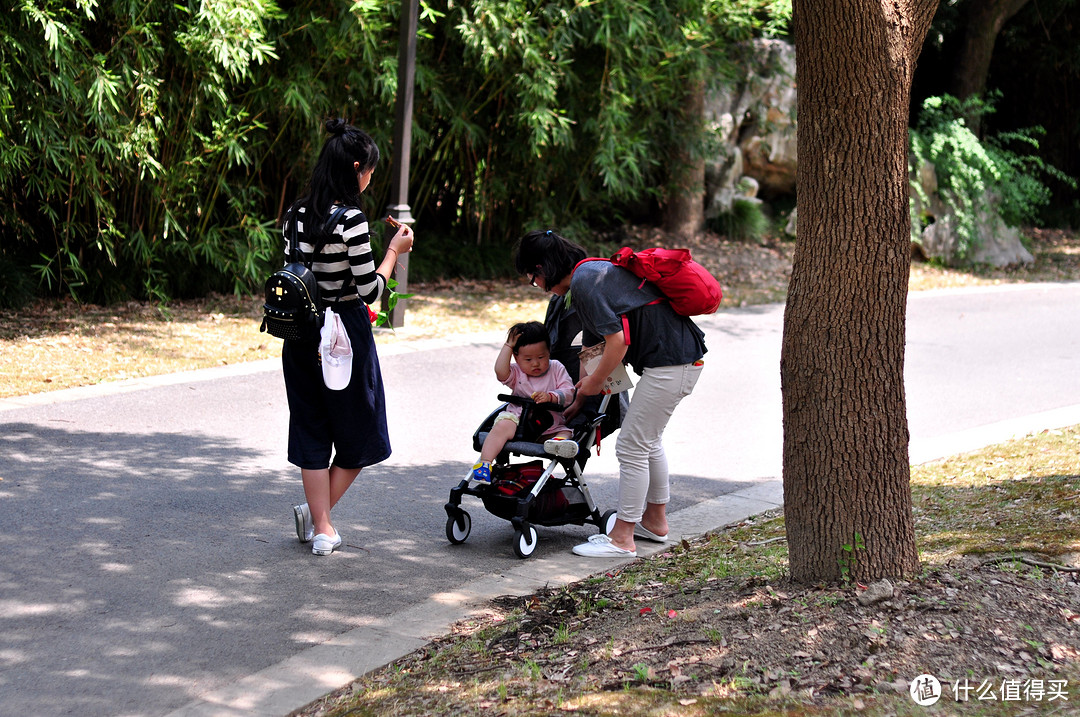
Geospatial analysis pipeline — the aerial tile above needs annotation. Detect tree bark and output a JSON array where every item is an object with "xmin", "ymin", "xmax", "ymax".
[
  {"xmin": 663, "ymin": 76, "xmax": 706, "ymax": 240},
  {"xmin": 782, "ymin": 0, "xmax": 937, "ymax": 583}
]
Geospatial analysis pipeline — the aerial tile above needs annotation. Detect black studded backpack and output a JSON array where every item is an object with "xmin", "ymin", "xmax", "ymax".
[{"xmin": 260, "ymin": 206, "xmax": 349, "ymax": 341}]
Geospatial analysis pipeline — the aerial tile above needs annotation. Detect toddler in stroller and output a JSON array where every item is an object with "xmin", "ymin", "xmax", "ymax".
[
  {"xmin": 445, "ymin": 322, "xmax": 618, "ymax": 558},
  {"xmin": 470, "ymin": 322, "xmax": 578, "ymax": 483}
]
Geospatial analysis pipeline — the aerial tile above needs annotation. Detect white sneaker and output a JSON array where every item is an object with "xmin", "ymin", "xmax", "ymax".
[
  {"xmin": 544, "ymin": 438, "xmax": 579, "ymax": 458},
  {"xmin": 293, "ymin": 503, "xmax": 314, "ymax": 543},
  {"xmin": 312, "ymin": 531, "xmax": 342, "ymax": 556}
]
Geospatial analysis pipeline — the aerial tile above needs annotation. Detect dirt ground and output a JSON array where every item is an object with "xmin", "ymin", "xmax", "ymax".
[
  {"xmin": 301, "ymin": 520, "xmax": 1080, "ymax": 716},
  {"xmin": 466, "ymin": 553, "xmax": 1079, "ymax": 702}
]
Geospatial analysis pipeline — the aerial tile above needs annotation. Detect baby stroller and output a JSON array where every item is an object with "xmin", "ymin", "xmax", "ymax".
[{"xmin": 444, "ymin": 393, "xmax": 617, "ymax": 558}]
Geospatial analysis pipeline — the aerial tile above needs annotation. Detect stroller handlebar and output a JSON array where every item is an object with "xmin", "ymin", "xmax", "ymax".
[{"xmin": 496, "ymin": 393, "xmax": 565, "ymax": 413}]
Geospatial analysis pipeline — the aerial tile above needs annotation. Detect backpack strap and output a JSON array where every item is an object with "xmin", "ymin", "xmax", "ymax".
[
  {"xmin": 316, "ymin": 205, "xmax": 354, "ymax": 308},
  {"xmin": 307, "ymin": 205, "xmax": 352, "ymax": 270},
  {"xmin": 570, "ymin": 256, "xmax": 642, "ymax": 347},
  {"xmin": 284, "ymin": 205, "xmax": 351, "ymax": 268},
  {"xmin": 571, "ymin": 256, "xmax": 607, "ymax": 276},
  {"xmin": 571, "ymin": 255, "xmax": 663, "ymax": 301},
  {"xmin": 284, "ymin": 208, "xmax": 301, "ymax": 264},
  {"xmin": 282, "ymin": 205, "xmax": 356, "ymax": 310}
]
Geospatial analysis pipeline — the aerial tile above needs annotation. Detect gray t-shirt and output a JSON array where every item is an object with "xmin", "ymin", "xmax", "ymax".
[{"xmin": 568, "ymin": 260, "xmax": 707, "ymax": 374}]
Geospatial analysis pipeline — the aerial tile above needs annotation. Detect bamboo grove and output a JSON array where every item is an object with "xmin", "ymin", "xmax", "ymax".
[{"xmin": 0, "ymin": 0, "xmax": 788, "ymax": 306}]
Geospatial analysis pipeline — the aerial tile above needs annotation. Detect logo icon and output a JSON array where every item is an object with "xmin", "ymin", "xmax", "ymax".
[{"xmin": 910, "ymin": 673, "xmax": 942, "ymax": 706}]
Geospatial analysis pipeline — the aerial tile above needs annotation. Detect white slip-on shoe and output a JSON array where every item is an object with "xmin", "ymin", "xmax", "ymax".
[
  {"xmin": 633, "ymin": 524, "xmax": 668, "ymax": 543},
  {"xmin": 571, "ymin": 533, "xmax": 636, "ymax": 558},
  {"xmin": 544, "ymin": 438, "xmax": 579, "ymax": 458},
  {"xmin": 312, "ymin": 531, "xmax": 342, "ymax": 556},
  {"xmin": 293, "ymin": 503, "xmax": 314, "ymax": 543}
]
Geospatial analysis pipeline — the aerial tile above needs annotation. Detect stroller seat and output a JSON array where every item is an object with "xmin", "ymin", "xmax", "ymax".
[{"xmin": 475, "ymin": 436, "xmax": 550, "ymax": 459}]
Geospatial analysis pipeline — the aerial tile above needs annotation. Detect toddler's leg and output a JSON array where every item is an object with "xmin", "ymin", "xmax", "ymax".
[
  {"xmin": 480, "ymin": 419, "xmax": 517, "ymax": 462},
  {"xmin": 473, "ymin": 418, "xmax": 517, "ymax": 483}
]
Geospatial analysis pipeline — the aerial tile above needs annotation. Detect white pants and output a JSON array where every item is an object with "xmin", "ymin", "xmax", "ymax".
[{"xmin": 614, "ymin": 362, "xmax": 703, "ymax": 523}]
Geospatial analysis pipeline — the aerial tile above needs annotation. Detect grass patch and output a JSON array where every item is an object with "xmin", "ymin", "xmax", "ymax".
[{"xmin": 912, "ymin": 426, "xmax": 1080, "ymax": 564}]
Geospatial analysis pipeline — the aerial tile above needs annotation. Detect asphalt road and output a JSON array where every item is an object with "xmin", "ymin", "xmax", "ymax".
[{"xmin": 1, "ymin": 282, "xmax": 1078, "ymax": 716}]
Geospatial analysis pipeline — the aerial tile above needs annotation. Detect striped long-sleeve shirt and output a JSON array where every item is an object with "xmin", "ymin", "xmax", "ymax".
[{"xmin": 284, "ymin": 205, "xmax": 385, "ymax": 306}]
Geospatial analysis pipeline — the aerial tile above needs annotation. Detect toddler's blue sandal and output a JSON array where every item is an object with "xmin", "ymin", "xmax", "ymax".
[{"xmin": 472, "ymin": 461, "xmax": 492, "ymax": 483}]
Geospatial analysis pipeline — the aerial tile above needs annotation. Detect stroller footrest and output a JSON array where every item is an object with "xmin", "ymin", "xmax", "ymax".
[{"xmin": 477, "ymin": 431, "xmax": 550, "ymax": 457}]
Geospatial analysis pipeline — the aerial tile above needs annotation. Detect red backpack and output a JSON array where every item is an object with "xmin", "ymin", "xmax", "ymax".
[{"xmin": 588, "ymin": 247, "xmax": 722, "ymax": 316}]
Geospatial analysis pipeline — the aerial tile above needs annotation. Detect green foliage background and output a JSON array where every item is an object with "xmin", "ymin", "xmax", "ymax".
[
  {"xmin": 909, "ymin": 94, "xmax": 1075, "ymax": 262},
  {"xmin": 914, "ymin": 0, "xmax": 1080, "ymax": 228},
  {"xmin": 0, "ymin": 0, "xmax": 788, "ymax": 306}
]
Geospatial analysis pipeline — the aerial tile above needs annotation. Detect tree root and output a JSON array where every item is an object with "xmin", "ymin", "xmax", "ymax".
[
  {"xmin": 743, "ymin": 537, "xmax": 787, "ymax": 546},
  {"xmin": 981, "ymin": 556, "xmax": 1080, "ymax": 573}
]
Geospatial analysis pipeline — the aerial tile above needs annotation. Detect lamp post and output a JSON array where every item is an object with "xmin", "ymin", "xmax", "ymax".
[{"xmin": 386, "ymin": 0, "xmax": 419, "ymax": 328}]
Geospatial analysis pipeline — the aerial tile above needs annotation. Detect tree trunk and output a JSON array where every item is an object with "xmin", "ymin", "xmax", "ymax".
[
  {"xmin": 950, "ymin": 0, "xmax": 1031, "ymax": 133},
  {"xmin": 663, "ymin": 76, "xmax": 705, "ymax": 240},
  {"xmin": 781, "ymin": 0, "xmax": 937, "ymax": 583}
]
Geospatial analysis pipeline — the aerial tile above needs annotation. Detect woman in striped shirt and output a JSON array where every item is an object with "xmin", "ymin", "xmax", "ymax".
[{"xmin": 283, "ymin": 119, "xmax": 414, "ymax": 556}]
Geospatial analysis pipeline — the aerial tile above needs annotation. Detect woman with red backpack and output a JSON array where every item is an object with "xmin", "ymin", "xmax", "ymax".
[{"xmin": 514, "ymin": 229, "xmax": 707, "ymax": 557}]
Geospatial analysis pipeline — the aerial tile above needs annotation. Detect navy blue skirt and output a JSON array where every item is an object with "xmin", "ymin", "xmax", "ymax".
[{"xmin": 281, "ymin": 302, "xmax": 391, "ymax": 470}]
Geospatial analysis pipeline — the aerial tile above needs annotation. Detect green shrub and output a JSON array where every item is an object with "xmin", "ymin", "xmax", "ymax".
[
  {"xmin": 708, "ymin": 198, "xmax": 770, "ymax": 242},
  {"xmin": 406, "ymin": 235, "xmax": 518, "ymax": 282},
  {"xmin": 909, "ymin": 94, "xmax": 1076, "ymax": 260},
  {"xmin": 0, "ymin": 0, "xmax": 294, "ymax": 303}
]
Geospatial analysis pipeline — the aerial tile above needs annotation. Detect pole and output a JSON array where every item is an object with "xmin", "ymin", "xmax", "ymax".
[{"xmin": 386, "ymin": 0, "xmax": 419, "ymax": 328}]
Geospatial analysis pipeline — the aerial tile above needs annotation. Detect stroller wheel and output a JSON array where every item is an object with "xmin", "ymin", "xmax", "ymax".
[
  {"xmin": 513, "ymin": 524, "xmax": 539, "ymax": 559},
  {"xmin": 601, "ymin": 509, "xmax": 618, "ymax": 536},
  {"xmin": 446, "ymin": 511, "xmax": 472, "ymax": 544}
]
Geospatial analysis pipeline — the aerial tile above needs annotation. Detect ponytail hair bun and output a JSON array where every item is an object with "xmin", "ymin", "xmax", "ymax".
[{"xmin": 325, "ymin": 118, "xmax": 348, "ymax": 136}]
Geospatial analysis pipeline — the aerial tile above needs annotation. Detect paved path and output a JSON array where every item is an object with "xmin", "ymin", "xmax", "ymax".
[{"xmin": 1, "ymin": 283, "xmax": 1078, "ymax": 716}]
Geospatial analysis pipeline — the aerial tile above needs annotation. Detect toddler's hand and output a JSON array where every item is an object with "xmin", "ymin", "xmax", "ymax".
[{"xmin": 531, "ymin": 390, "xmax": 551, "ymax": 404}]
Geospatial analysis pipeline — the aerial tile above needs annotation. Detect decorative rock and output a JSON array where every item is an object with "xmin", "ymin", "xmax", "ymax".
[
  {"xmin": 704, "ymin": 39, "xmax": 797, "ymax": 217},
  {"xmin": 911, "ymin": 164, "xmax": 1034, "ymax": 267},
  {"xmin": 969, "ymin": 205, "xmax": 1035, "ymax": 266},
  {"xmin": 856, "ymin": 579, "xmax": 895, "ymax": 606}
]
